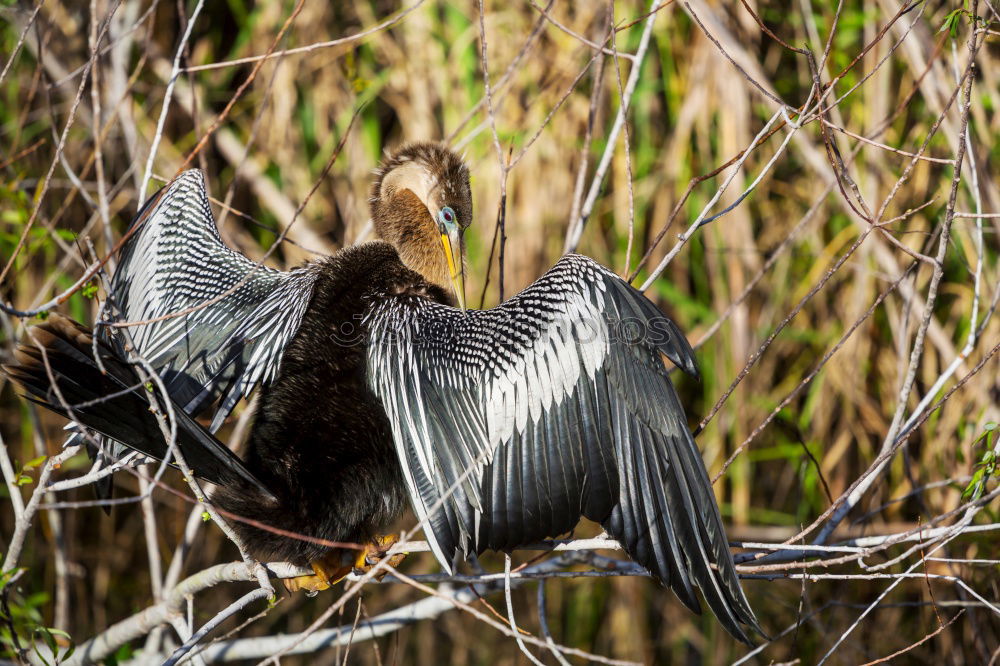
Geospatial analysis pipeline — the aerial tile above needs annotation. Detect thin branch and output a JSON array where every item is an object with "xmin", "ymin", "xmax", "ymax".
[
  {"xmin": 564, "ymin": 0, "xmax": 662, "ymax": 253},
  {"xmin": 0, "ymin": 1, "xmax": 44, "ymax": 86},
  {"xmin": 504, "ymin": 555, "xmax": 545, "ymax": 666},
  {"xmin": 181, "ymin": 1, "xmax": 428, "ymax": 73},
  {"xmin": 814, "ymin": 18, "xmax": 985, "ymax": 545},
  {"xmin": 138, "ymin": 0, "xmax": 205, "ymax": 197}
]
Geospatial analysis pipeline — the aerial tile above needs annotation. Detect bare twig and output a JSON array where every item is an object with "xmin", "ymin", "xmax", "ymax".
[{"xmin": 564, "ymin": 0, "xmax": 662, "ymax": 253}]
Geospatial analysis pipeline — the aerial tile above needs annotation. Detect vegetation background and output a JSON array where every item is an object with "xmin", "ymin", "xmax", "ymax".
[{"xmin": 0, "ymin": 0, "xmax": 998, "ymax": 664}]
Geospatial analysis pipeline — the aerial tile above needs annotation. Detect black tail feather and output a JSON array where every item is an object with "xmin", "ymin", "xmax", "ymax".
[{"xmin": 4, "ymin": 314, "xmax": 275, "ymax": 501}]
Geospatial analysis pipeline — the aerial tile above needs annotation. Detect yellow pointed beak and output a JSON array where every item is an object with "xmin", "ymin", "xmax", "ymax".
[{"xmin": 440, "ymin": 227, "xmax": 467, "ymax": 311}]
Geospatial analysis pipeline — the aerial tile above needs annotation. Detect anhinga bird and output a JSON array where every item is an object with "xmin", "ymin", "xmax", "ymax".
[{"xmin": 5, "ymin": 143, "xmax": 760, "ymax": 643}]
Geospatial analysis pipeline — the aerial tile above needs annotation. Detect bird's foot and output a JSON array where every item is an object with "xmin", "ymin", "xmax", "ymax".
[
  {"xmin": 282, "ymin": 536, "xmax": 407, "ymax": 595},
  {"xmin": 352, "ymin": 534, "xmax": 407, "ymax": 581},
  {"xmin": 283, "ymin": 551, "xmax": 353, "ymax": 596}
]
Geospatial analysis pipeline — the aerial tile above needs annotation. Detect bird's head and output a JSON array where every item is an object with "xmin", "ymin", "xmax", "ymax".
[{"xmin": 371, "ymin": 142, "xmax": 472, "ymax": 310}]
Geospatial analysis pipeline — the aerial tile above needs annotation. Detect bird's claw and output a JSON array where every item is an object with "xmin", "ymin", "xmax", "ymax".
[
  {"xmin": 353, "ymin": 534, "xmax": 407, "ymax": 581},
  {"xmin": 283, "ymin": 535, "xmax": 407, "ymax": 594},
  {"xmin": 283, "ymin": 552, "xmax": 352, "ymax": 595}
]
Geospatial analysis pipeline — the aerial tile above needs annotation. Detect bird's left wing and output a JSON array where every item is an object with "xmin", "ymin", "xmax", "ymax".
[
  {"xmin": 108, "ymin": 169, "xmax": 320, "ymax": 430},
  {"xmin": 366, "ymin": 254, "xmax": 760, "ymax": 643}
]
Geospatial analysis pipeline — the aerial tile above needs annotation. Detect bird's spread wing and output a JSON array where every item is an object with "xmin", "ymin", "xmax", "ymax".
[
  {"xmin": 109, "ymin": 169, "xmax": 319, "ymax": 430},
  {"xmin": 366, "ymin": 254, "xmax": 759, "ymax": 643}
]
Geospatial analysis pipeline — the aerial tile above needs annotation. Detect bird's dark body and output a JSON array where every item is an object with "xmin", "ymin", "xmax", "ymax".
[{"xmin": 214, "ymin": 242, "xmax": 448, "ymax": 564}]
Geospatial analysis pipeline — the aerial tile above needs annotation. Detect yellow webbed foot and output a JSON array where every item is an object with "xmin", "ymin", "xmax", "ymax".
[
  {"xmin": 283, "ymin": 551, "xmax": 353, "ymax": 596},
  {"xmin": 283, "ymin": 535, "xmax": 409, "ymax": 593},
  {"xmin": 353, "ymin": 534, "xmax": 408, "ymax": 581}
]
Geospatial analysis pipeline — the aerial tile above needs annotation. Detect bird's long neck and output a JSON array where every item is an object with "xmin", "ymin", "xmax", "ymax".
[{"xmin": 372, "ymin": 189, "xmax": 454, "ymax": 293}]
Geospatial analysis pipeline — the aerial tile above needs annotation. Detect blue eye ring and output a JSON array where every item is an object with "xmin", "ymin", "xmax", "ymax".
[{"xmin": 439, "ymin": 206, "xmax": 457, "ymax": 225}]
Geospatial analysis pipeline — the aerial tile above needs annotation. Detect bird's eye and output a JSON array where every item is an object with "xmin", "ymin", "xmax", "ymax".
[{"xmin": 439, "ymin": 207, "xmax": 456, "ymax": 225}]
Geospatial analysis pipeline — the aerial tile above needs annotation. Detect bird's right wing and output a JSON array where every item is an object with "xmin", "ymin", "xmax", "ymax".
[
  {"xmin": 109, "ymin": 170, "xmax": 320, "ymax": 430},
  {"xmin": 366, "ymin": 254, "xmax": 760, "ymax": 643}
]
